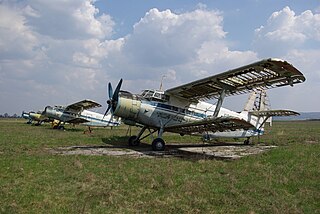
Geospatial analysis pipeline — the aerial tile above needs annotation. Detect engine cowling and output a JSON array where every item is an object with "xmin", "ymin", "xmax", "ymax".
[{"xmin": 114, "ymin": 92, "xmax": 141, "ymax": 120}]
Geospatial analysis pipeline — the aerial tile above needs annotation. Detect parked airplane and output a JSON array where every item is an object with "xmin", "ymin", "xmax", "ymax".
[
  {"xmin": 104, "ymin": 58, "xmax": 305, "ymax": 151},
  {"xmin": 22, "ymin": 111, "xmax": 50, "ymax": 125},
  {"xmin": 42, "ymin": 99, "xmax": 120, "ymax": 131}
]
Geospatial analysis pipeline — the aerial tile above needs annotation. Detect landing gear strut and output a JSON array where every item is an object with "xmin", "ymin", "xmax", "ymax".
[
  {"xmin": 127, "ymin": 126, "xmax": 166, "ymax": 151},
  {"xmin": 244, "ymin": 138, "xmax": 250, "ymax": 145}
]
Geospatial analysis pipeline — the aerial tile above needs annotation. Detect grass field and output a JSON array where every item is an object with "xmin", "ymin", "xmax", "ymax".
[{"xmin": 0, "ymin": 119, "xmax": 319, "ymax": 213}]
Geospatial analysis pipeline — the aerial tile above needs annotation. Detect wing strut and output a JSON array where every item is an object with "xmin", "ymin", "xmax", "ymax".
[{"xmin": 213, "ymin": 89, "xmax": 226, "ymax": 118}]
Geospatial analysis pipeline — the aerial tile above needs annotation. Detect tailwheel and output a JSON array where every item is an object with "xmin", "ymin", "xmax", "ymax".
[
  {"xmin": 152, "ymin": 138, "xmax": 165, "ymax": 151},
  {"xmin": 128, "ymin": 136, "xmax": 140, "ymax": 146}
]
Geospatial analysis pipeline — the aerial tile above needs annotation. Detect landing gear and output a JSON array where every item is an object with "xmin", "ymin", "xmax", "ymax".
[
  {"xmin": 53, "ymin": 124, "xmax": 65, "ymax": 130},
  {"xmin": 127, "ymin": 126, "xmax": 166, "ymax": 151},
  {"xmin": 83, "ymin": 126, "xmax": 93, "ymax": 134},
  {"xmin": 244, "ymin": 138, "xmax": 250, "ymax": 145},
  {"xmin": 128, "ymin": 136, "xmax": 140, "ymax": 146},
  {"xmin": 152, "ymin": 138, "xmax": 165, "ymax": 151}
]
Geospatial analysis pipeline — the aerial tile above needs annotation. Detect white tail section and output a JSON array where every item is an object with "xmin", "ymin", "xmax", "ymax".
[{"xmin": 242, "ymin": 89, "xmax": 272, "ymax": 130}]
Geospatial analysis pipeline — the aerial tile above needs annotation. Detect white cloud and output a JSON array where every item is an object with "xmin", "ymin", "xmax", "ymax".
[
  {"xmin": 123, "ymin": 8, "xmax": 226, "ymax": 67},
  {"xmin": 0, "ymin": 3, "xmax": 38, "ymax": 60},
  {"xmin": 24, "ymin": 0, "xmax": 115, "ymax": 40},
  {"xmin": 253, "ymin": 6, "xmax": 320, "ymax": 57},
  {"xmin": 0, "ymin": 2, "xmax": 319, "ymax": 114},
  {"xmin": 120, "ymin": 8, "xmax": 257, "ymax": 88},
  {"xmin": 0, "ymin": 0, "xmax": 117, "ymax": 114},
  {"xmin": 251, "ymin": 6, "xmax": 320, "ymax": 111}
]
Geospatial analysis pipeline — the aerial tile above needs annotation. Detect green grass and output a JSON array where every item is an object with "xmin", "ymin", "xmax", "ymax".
[{"xmin": 0, "ymin": 119, "xmax": 319, "ymax": 213}]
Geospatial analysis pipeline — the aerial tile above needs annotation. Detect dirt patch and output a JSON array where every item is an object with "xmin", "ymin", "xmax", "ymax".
[{"xmin": 49, "ymin": 143, "xmax": 277, "ymax": 160}]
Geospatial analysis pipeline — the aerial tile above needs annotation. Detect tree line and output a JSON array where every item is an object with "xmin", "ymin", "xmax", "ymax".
[{"xmin": 0, "ymin": 113, "xmax": 20, "ymax": 118}]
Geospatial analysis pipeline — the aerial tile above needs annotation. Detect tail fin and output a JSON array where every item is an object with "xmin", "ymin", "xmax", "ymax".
[
  {"xmin": 243, "ymin": 90, "xmax": 299, "ymax": 132},
  {"xmin": 243, "ymin": 89, "xmax": 271, "ymax": 112},
  {"xmin": 242, "ymin": 89, "xmax": 272, "ymax": 133}
]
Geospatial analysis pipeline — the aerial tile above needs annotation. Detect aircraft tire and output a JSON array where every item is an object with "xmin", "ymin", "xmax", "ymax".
[
  {"xmin": 128, "ymin": 136, "xmax": 140, "ymax": 146},
  {"xmin": 152, "ymin": 138, "xmax": 165, "ymax": 151},
  {"xmin": 244, "ymin": 139, "xmax": 250, "ymax": 145}
]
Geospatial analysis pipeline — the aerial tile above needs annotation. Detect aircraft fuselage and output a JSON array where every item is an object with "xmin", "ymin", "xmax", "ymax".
[
  {"xmin": 43, "ymin": 106, "xmax": 120, "ymax": 127},
  {"xmin": 113, "ymin": 90, "xmax": 263, "ymax": 139}
]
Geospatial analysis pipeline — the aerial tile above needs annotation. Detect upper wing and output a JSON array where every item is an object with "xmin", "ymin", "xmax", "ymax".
[
  {"xmin": 165, "ymin": 117, "xmax": 254, "ymax": 135},
  {"xmin": 65, "ymin": 99, "xmax": 102, "ymax": 112},
  {"xmin": 165, "ymin": 58, "xmax": 305, "ymax": 101},
  {"xmin": 250, "ymin": 109, "xmax": 300, "ymax": 117}
]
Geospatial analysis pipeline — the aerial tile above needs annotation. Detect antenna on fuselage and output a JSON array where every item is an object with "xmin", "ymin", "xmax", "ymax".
[{"xmin": 159, "ymin": 75, "xmax": 166, "ymax": 91}]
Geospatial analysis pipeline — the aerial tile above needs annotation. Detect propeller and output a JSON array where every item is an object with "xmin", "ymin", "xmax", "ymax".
[{"xmin": 103, "ymin": 79, "xmax": 123, "ymax": 119}]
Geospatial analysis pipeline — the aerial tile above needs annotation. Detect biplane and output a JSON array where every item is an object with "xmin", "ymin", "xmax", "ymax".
[
  {"xmin": 22, "ymin": 111, "xmax": 51, "ymax": 125},
  {"xmin": 42, "ymin": 99, "xmax": 120, "ymax": 131},
  {"xmin": 104, "ymin": 58, "xmax": 305, "ymax": 151}
]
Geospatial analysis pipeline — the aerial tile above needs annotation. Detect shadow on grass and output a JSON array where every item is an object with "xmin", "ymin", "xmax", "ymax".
[
  {"xmin": 43, "ymin": 126, "xmax": 85, "ymax": 132},
  {"xmin": 98, "ymin": 136, "xmax": 250, "ymax": 161}
]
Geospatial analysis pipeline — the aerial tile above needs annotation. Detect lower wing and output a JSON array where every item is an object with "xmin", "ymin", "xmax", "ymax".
[
  {"xmin": 66, "ymin": 118, "xmax": 89, "ymax": 124},
  {"xmin": 249, "ymin": 110, "xmax": 300, "ymax": 117},
  {"xmin": 165, "ymin": 117, "xmax": 254, "ymax": 135}
]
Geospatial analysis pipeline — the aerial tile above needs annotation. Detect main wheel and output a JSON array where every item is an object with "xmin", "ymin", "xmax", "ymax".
[
  {"xmin": 128, "ymin": 136, "xmax": 140, "ymax": 146},
  {"xmin": 152, "ymin": 138, "xmax": 165, "ymax": 151},
  {"xmin": 244, "ymin": 138, "xmax": 250, "ymax": 145}
]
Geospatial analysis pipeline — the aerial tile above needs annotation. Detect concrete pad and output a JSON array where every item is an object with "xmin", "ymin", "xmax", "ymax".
[
  {"xmin": 177, "ymin": 145, "xmax": 277, "ymax": 160},
  {"xmin": 49, "ymin": 143, "xmax": 277, "ymax": 160}
]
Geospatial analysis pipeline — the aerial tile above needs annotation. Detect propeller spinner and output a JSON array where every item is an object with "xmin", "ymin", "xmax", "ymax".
[{"xmin": 104, "ymin": 79, "xmax": 123, "ymax": 118}]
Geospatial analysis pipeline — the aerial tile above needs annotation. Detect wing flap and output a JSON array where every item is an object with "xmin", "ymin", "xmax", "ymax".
[
  {"xmin": 250, "ymin": 110, "xmax": 300, "ymax": 117},
  {"xmin": 65, "ymin": 100, "xmax": 102, "ymax": 112},
  {"xmin": 165, "ymin": 58, "xmax": 305, "ymax": 101},
  {"xmin": 165, "ymin": 117, "xmax": 254, "ymax": 135}
]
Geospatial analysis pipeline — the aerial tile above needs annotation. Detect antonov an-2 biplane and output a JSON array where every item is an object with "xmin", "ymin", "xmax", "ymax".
[
  {"xmin": 42, "ymin": 99, "xmax": 120, "ymax": 131},
  {"xmin": 104, "ymin": 58, "xmax": 305, "ymax": 151},
  {"xmin": 22, "ymin": 110, "xmax": 52, "ymax": 125}
]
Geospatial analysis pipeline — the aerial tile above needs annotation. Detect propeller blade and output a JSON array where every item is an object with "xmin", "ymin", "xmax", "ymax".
[
  {"xmin": 108, "ymin": 82, "xmax": 113, "ymax": 100},
  {"xmin": 113, "ymin": 79, "xmax": 123, "ymax": 102},
  {"xmin": 103, "ymin": 105, "xmax": 111, "ymax": 119}
]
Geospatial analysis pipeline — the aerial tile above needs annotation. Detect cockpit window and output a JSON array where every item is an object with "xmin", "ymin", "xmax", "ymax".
[{"xmin": 141, "ymin": 90, "xmax": 169, "ymax": 102}]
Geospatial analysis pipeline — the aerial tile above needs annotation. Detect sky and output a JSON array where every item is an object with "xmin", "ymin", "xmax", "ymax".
[{"xmin": 0, "ymin": 0, "xmax": 320, "ymax": 115}]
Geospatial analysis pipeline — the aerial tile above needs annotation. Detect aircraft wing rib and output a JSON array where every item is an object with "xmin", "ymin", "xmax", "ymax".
[
  {"xmin": 65, "ymin": 100, "xmax": 102, "ymax": 112},
  {"xmin": 250, "ymin": 110, "xmax": 300, "ymax": 117},
  {"xmin": 165, "ymin": 117, "xmax": 254, "ymax": 135},
  {"xmin": 165, "ymin": 58, "xmax": 305, "ymax": 101}
]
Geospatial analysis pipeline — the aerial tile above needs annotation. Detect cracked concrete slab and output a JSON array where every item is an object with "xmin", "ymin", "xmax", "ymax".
[{"xmin": 49, "ymin": 143, "xmax": 277, "ymax": 160}]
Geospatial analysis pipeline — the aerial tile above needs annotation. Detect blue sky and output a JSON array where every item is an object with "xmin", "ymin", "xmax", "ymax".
[{"xmin": 0, "ymin": 0, "xmax": 319, "ymax": 115}]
